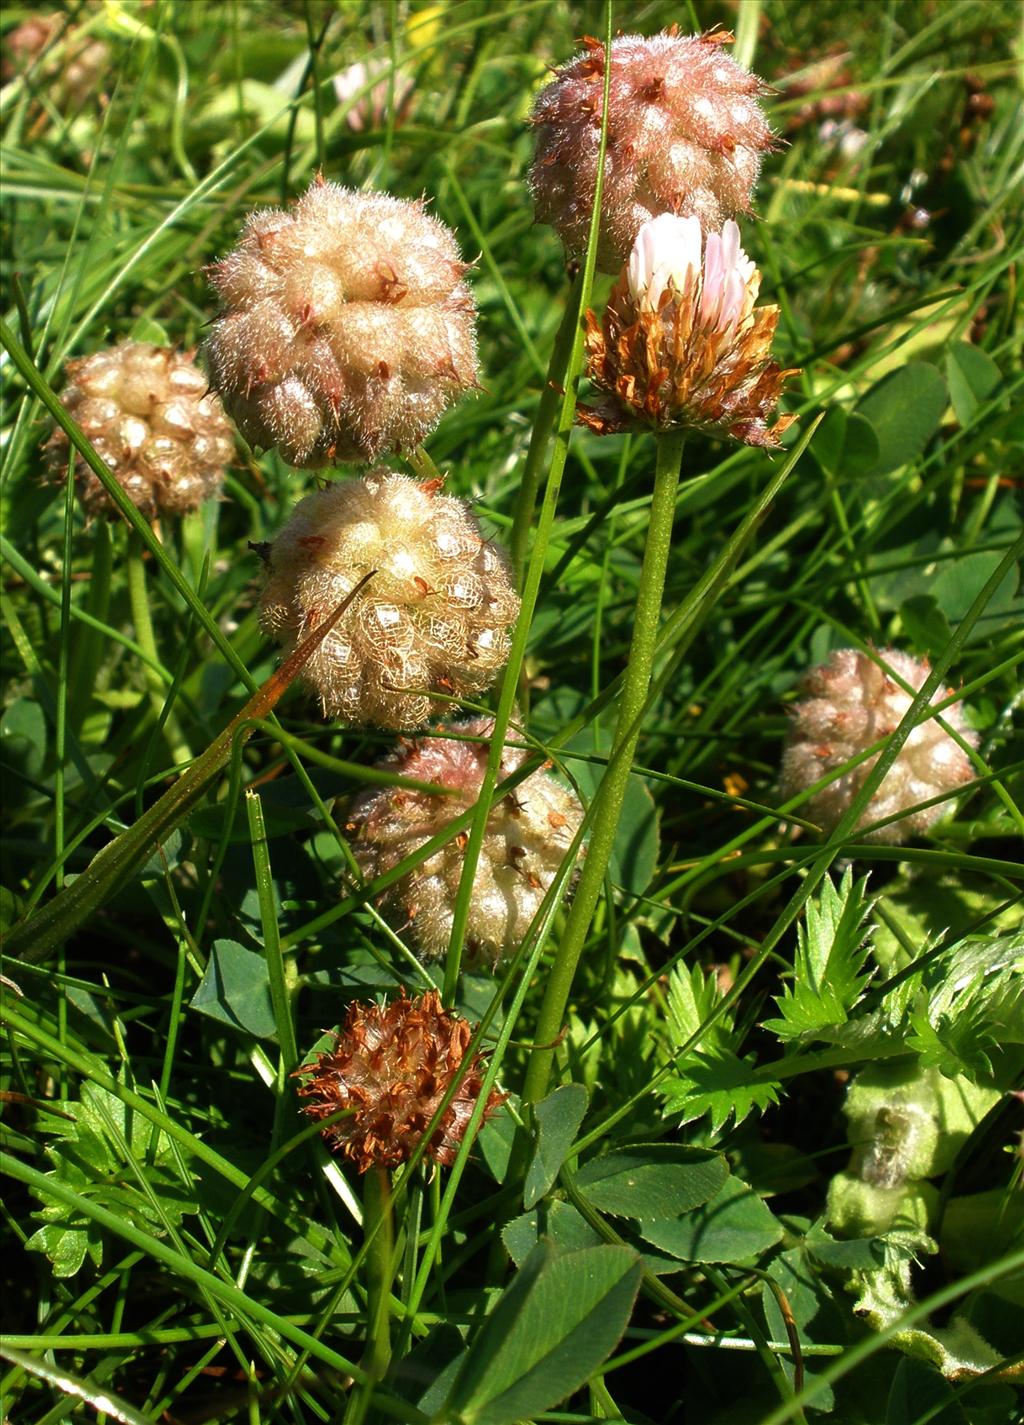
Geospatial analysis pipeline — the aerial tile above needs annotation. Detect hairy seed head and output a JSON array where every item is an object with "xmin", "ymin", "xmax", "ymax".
[
  {"xmin": 529, "ymin": 28, "xmax": 775, "ymax": 272},
  {"xmin": 45, "ymin": 343, "xmax": 234, "ymax": 519},
  {"xmin": 780, "ymin": 648, "xmax": 978, "ymax": 844},
  {"xmin": 259, "ymin": 472, "xmax": 519, "ymax": 728},
  {"xmin": 346, "ymin": 716, "xmax": 585, "ymax": 964},
  {"xmin": 205, "ymin": 179, "xmax": 477, "ymax": 466}
]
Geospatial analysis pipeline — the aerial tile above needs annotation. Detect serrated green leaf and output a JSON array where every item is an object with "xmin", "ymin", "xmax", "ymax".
[
  {"xmin": 661, "ymin": 1049, "xmax": 781, "ymax": 1132},
  {"xmin": 524, "ymin": 1082, "xmax": 588, "ymax": 1209},
  {"xmin": 440, "ymin": 1243, "xmax": 642, "ymax": 1425},
  {"xmin": 26, "ymin": 1082, "xmax": 196, "ymax": 1279},
  {"xmin": 763, "ymin": 869, "xmax": 875, "ymax": 1042},
  {"xmin": 574, "ymin": 1145, "xmax": 728, "ymax": 1220}
]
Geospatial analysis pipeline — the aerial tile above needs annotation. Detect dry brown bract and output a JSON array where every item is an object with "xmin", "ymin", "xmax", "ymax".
[{"xmin": 294, "ymin": 991, "xmax": 504, "ymax": 1172}]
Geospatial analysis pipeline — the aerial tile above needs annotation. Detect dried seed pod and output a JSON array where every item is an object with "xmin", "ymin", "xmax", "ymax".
[
  {"xmin": 259, "ymin": 472, "xmax": 519, "ymax": 728},
  {"xmin": 579, "ymin": 213, "xmax": 797, "ymax": 446},
  {"xmin": 44, "ymin": 342, "xmax": 234, "ymax": 519},
  {"xmin": 204, "ymin": 179, "xmax": 477, "ymax": 466},
  {"xmin": 780, "ymin": 648, "xmax": 978, "ymax": 844},
  {"xmin": 529, "ymin": 28, "xmax": 775, "ymax": 272},
  {"xmin": 295, "ymin": 990, "xmax": 504, "ymax": 1172},
  {"xmin": 346, "ymin": 716, "xmax": 584, "ymax": 964}
]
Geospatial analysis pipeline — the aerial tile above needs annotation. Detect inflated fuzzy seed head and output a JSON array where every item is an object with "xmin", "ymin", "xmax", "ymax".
[
  {"xmin": 529, "ymin": 29, "xmax": 775, "ymax": 272},
  {"xmin": 295, "ymin": 990, "xmax": 504, "ymax": 1172},
  {"xmin": 259, "ymin": 472, "xmax": 519, "ymax": 729},
  {"xmin": 780, "ymin": 648, "xmax": 978, "ymax": 844},
  {"xmin": 204, "ymin": 179, "xmax": 477, "ymax": 466},
  {"xmin": 44, "ymin": 343, "xmax": 234, "ymax": 520},
  {"xmin": 346, "ymin": 716, "xmax": 585, "ymax": 964}
]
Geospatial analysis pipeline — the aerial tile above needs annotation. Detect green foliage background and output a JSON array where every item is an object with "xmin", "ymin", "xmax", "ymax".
[{"xmin": 1, "ymin": 2, "xmax": 1022, "ymax": 1423}]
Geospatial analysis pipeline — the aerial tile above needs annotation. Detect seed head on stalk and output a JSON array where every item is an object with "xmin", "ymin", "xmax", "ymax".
[
  {"xmin": 529, "ymin": 28, "xmax": 775, "ymax": 272},
  {"xmin": 295, "ymin": 990, "xmax": 505, "ymax": 1172}
]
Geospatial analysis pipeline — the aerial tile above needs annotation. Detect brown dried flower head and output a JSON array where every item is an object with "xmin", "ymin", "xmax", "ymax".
[
  {"xmin": 259, "ymin": 472, "xmax": 519, "ymax": 729},
  {"xmin": 2, "ymin": 13, "xmax": 108, "ymax": 109},
  {"xmin": 45, "ymin": 342, "xmax": 234, "ymax": 519},
  {"xmin": 295, "ymin": 990, "xmax": 504, "ymax": 1172},
  {"xmin": 347, "ymin": 717, "xmax": 585, "ymax": 964},
  {"xmin": 204, "ymin": 178, "xmax": 477, "ymax": 466},
  {"xmin": 580, "ymin": 214, "xmax": 797, "ymax": 447},
  {"xmin": 529, "ymin": 28, "xmax": 775, "ymax": 272},
  {"xmin": 780, "ymin": 648, "xmax": 979, "ymax": 844}
]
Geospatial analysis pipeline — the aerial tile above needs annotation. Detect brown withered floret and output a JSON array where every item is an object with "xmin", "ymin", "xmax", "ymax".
[
  {"xmin": 294, "ymin": 991, "xmax": 504, "ymax": 1172},
  {"xmin": 579, "ymin": 216, "xmax": 798, "ymax": 447}
]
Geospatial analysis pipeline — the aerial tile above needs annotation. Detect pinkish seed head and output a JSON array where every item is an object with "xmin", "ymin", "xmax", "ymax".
[
  {"xmin": 529, "ymin": 29, "xmax": 776, "ymax": 273},
  {"xmin": 346, "ymin": 717, "xmax": 585, "ymax": 964},
  {"xmin": 780, "ymin": 648, "xmax": 979, "ymax": 844},
  {"xmin": 204, "ymin": 180, "xmax": 478, "ymax": 466}
]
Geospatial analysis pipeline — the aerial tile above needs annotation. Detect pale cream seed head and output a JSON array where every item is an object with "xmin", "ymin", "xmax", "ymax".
[
  {"xmin": 259, "ymin": 472, "xmax": 519, "ymax": 729},
  {"xmin": 205, "ymin": 180, "xmax": 478, "ymax": 466},
  {"xmin": 45, "ymin": 343, "xmax": 234, "ymax": 519}
]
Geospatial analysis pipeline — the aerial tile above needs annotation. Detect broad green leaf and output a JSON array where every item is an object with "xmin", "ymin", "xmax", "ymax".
[
  {"xmin": 127, "ymin": 315, "xmax": 170, "ymax": 346},
  {"xmin": 928, "ymin": 549, "xmax": 1019, "ymax": 631},
  {"xmin": 812, "ymin": 406, "xmax": 880, "ymax": 479},
  {"xmin": 854, "ymin": 362, "xmax": 947, "ymax": 474},
  {"xmin": 0, "ymin": 698, "xmax": 46, "ymax": 781},
  {"xmin": 503, "ymin": 1201, "xmax": 683, "ymax": 1277},
  {"xmin": 639, "ymin": 1176, "xmax": 783, "ymax": 1264},
  {"xmin": 574, "ymin": 1145, "xmax": 728, "ymax": 1220},
  {"xmin": 439, "ymin": 1242, "xmax": 642, "ymax": 1425},
  {"xmin": 524, "ymin": 1082, "xmax": 588, "ymax": 1209},
  {"xmin": 945, "ymin": 342, "xmax": 1000, "ymax": 428},
  {"xmin": 898, "ymin": 594, "xmax": 952, "ymax": 659},
  {"xmin": 502, "ymin": 1201, "xmax": 603, "ymax": 1265},
  {"xmin": 191, "ymin": 939, "xmax": 278, "ymax": 1039}
]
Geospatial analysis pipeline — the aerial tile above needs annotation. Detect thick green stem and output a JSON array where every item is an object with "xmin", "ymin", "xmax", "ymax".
[
  {"xmin": 126, "ymin": 531, "xmax": 190, "ymax": 766},
  {"xmin": 508, "ymin": 269, "xmax": 585, "ymax": 586},
  {"xmin": 522, "ymin": 429, "xmax": 685, "ymax": 1108}
]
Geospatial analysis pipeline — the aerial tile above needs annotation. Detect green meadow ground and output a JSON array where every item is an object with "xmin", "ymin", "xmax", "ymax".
[{"xmin": 1, "ymin": 2, "xmax": 1022, "ymax": 1423}]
